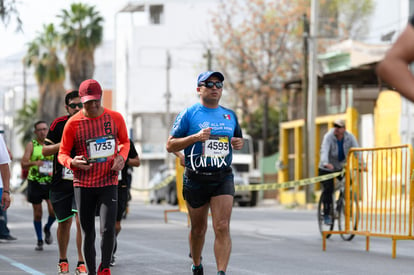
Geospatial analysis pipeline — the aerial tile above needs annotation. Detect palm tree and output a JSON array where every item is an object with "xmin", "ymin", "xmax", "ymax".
[
  {"xmin": 15, "ymin": 99, "xmax": 38, "ymax": 147},
  {"xmin": 59, "ymin": 3, "xmax": 104, "ymax": 89},
  {"xmin": 23, "ymin": 23, "xmax": 66, "ymax": 124}
]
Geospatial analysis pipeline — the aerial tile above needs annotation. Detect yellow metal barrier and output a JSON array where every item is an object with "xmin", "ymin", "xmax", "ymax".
[
  {"xmin": 322, "ymin": 144, "xmax": 414, "ymax": 258},
  {"xmin": 164, "ymin": 157, "xmax": 190, "ymax": 226}
]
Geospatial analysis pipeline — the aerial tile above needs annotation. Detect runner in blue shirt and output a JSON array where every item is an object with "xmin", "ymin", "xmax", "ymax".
[{"xmin": 166, "ymin": 71, "xmax": 244, "ymax": 275}]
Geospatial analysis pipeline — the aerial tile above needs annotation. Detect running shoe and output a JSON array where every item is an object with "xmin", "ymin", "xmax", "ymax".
[
  {"xmin": 0, "ymin": 235, "xmax": 17, "ymax": 241},
  {"xmin": 57, "ymin": 262, "xmax": 69, "ymax": 274},
  {"xmin": 324, "ymin": 215, "xmax": 332, "ymax": 225},
  {"xmin": 75, "ymin": 263, "xmax": 87, "ymax": 275},
  {"xmin": 97, "ymin": 267, "xmax": 111, "ymax": 275},
  {"xmin": 35, "ymin": 240, "xmax": 43, "ymax": 251},
  {"xmin": 217, "ymin": 271, "xmax": 226, "ymax": 275},
  {"xmin": 44, "ymin": 226, "xmax": 53, "ymax": 245},
  {"xmin": 192, "ymin": 264, "xmax": 203, "ymax": 275},
  {"xmin": 109, "ymin": 254, "xmax": 116, "ymax": 266}
]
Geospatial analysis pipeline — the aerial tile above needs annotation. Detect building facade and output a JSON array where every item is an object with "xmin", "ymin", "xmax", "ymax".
[{"xmin": 114, "ymin": 0, "xmax": 222, "ymax": 193}]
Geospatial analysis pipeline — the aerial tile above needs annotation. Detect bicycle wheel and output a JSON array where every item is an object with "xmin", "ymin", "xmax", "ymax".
[
  {"xmin": 338, "ymin": 193, "xmax": 358, "ymax": 241},
  {"xmin": 317, "ymin": 193, "xmax": 334, "ymax": 238}
]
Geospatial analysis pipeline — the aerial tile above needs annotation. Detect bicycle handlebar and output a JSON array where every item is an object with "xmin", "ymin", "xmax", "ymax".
[{"xmin": 318, "ymin": 167, "xmax": 343, "ymax": 173}]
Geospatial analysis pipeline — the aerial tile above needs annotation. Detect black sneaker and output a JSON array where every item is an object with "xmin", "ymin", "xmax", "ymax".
[
  {"xmin": 0, "ymin": 235, "xmax": 17, "ymax": 241},
  {"xmin": 192, "ymin": 264, "xmax": 203, "ymax": 275},
  {"xmin": 44, "ymin": 226, "xmax": 53, "ymax": 245},
  {"xmin": 5, "ymin": 235, "xmax": 17, "ymax": 241},
  {"xmin": 35, "ymin": 240, "xmax": 43, "ymax": 251}
]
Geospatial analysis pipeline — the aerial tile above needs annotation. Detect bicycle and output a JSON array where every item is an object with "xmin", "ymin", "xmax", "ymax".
[{"xmin": 317, "ymin": 167, "xmax": 359, "ymax": 241}]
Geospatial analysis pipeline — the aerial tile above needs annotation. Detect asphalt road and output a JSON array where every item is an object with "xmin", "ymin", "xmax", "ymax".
[{"xmin": 1, "ymin": 193, "xmax": 414, "ymax": 274}]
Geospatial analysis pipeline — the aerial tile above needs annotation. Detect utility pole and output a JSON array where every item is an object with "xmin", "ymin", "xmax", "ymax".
[
  {"xmin": 165, "ymin": 51, "xmax": 172, "ymax": 167},
  {"xmin": 307, "ymin": 0, "xmax": 319, "ymax": 203},
  {"xmin": 204, "ymin": 49, "xmax": 212, "ymax": 70},
  {"xmin": 302, "ymin": 13, "xmax": 311, "ymax": 202}
]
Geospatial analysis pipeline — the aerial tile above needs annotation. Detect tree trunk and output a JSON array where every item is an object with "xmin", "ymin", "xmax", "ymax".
[
  {"xmin": 37, "ymin": 84, "xmax": 66, "ymax": 124},
  {"xmin": 68, "ymin": 48, "xmax": 95, "ymax": 89}
]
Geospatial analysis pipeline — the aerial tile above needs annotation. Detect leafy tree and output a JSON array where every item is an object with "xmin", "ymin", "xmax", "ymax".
[
  {"xmin": 23, "ymin": 23, "xmax": 66, "ymax": 124},
  {"xmin": 0, "ymin": 0, "xmax": 22, "ymax": 31},
  {"xmin": 211, "ymin": 0, "xmax": 306, "ymax": 156},
  {"xmin": 211, "ymin": 0, "xmax": 374, "ymax": 156},
  {"xmin": 242, "ymin": 106, "xmax": 285, "ymax": 155},
  {"xmin": 321, "ymin": 0, "xmax": 375, "ymax": 40},
  {"xmin": 58, "ymin": 3, "xmax": 104, "ymax": 89},
  {"xmin": 15, "ymin": 99, "xmax": 38, "ymax": 147}
]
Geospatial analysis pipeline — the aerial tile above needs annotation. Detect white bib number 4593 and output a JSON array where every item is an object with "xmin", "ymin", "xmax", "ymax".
[{"xmin": 203, "ymin": 136, "xmax": 229, "ymax": 157}]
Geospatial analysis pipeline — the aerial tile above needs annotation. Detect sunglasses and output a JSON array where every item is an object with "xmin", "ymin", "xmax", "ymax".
[
  {"xmin": 68, "ymin": 103, "xmax": 83, "ymax": 109},
  {"xmin": 334, "ymin": 124, "xmax": 344, "ymax": 128},
  {"xmin": 199, "ymin": 81, "xmax": 223, "ymax": 89}
]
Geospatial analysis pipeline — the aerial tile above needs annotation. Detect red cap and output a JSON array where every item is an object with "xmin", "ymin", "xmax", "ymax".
[{"xmin": 79, "ymin": 79, "xmax": 102, "ymax": 103}]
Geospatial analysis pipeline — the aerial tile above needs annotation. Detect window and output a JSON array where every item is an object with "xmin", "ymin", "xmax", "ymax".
[{"xmin": 150, "ymin": 5, "xmax": 164, "ymax": 25}]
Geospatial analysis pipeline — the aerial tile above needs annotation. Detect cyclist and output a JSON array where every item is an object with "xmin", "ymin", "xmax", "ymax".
[{"xmin": 318, "ymin": 119, "xmax": 359, "ymax": 225}]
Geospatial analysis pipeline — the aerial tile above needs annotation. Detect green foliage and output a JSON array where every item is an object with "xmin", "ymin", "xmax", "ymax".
[
  {"xmin": 58, "ymin": 3, "xmax": 103, "ymax": 51},
  {"xmin": 242, "ymin": 106, "xmax": 285, "ymax": 155},
  {"xmin": 58, "ymin": 2, "xmax": 104, "ymax": 88},
  {"xmin": 15, "ymin": 99, "xmax": 38, "ymax": 147},
  {"xmin": 24, "ymin": 23, "xmax": 65, "ymax": 85}
]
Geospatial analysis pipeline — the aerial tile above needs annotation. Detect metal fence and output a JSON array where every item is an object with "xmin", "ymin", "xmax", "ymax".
[{"xmin": 323, "ymin": 144, "xmax": 414, "ymax": 258}]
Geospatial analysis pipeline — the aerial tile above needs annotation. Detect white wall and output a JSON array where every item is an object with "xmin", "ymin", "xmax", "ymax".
[{"xmin": 114, "ymin": 0, "xmax": 220, "ymax": 118}]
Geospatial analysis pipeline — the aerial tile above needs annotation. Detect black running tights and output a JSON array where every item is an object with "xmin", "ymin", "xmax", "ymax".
[{"xmin": 74, "ymin": 186, "xmax": 117, "ymax": 275}]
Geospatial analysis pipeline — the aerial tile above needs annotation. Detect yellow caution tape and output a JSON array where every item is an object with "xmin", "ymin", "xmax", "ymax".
[
  {"xmin": 131, "ymin": 170, "xmax": 343, "ymax": 192},
  {"xmin": 133, "ymin": 175, "xmax": 175, "ymax": 191},
  {"xmin": 234, "ymin": 170, "xmax": 344, "ymax": 191}
]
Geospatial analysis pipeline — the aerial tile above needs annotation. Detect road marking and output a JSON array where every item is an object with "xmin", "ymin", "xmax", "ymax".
[{"xmin": 0, "ymin": 254, "xmax": 45, "ymax": 275}]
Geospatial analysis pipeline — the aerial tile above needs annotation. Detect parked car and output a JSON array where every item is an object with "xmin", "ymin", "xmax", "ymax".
[
  {"xmin": 149, "ymin": 165, "xmax": 177, "ymax": 205},
  {"xmin": 231, "ymin": 135, "xmax": 260, "ymax": 207},
  {"xmin": 233, "ymin": 165, "xmax": 258, "ymax": 207},
  {"xmin": 149, "ymin": 164, "xmax": 256, "ymax": 207}
]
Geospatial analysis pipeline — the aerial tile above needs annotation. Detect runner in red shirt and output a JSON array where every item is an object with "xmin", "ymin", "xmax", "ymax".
[{"xmin": 58, "ymin": 79, "xmax": 130, "ymax": 275}]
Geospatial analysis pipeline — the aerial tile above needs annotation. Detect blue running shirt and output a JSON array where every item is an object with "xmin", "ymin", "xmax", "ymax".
[{"xmin": 170, "ymin": 103, "xmax": 242, "ymax": 172}]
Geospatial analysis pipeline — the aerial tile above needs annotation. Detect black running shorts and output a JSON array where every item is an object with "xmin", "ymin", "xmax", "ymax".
[
  {"xmin": 27, "ymin": 180, "xmax": 51, "ymax": 204},
  {"xmin": 50, "ymin": 188, "xmax": 77, "ymax": 222},
  {"xmin": 183, "ymin": 172, "xmax": 235, "ymax": 208}
]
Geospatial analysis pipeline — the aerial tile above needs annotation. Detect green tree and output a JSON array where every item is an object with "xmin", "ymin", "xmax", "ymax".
[
  {"xmin": 242, "ymin": 106, "xmax": 284, "ymax": 155},
  {"xmin": 23, "ymin": 23, "xmax": 66, "ymax": 124},
  {"xmin": 58, "ymin": 3, "xmax": 104, "ymax": 89},
  {"xmin": 15, "ymin": 99, "xmax": 38, "ymax": 147}
]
